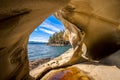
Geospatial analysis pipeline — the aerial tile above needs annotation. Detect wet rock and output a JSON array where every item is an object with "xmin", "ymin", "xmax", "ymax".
[{"xmin": 42, "ymin": 66, "xmax": 92, "ymax": 80}]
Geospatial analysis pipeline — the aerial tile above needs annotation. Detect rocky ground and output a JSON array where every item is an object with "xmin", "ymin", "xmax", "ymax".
[
  {"xmin": 29, "ymin": 58, "xmax": 51, "ymax": 70},
  {"xmin": 30, "ymin": 49, "xmax": 120, "ymax": 80}
]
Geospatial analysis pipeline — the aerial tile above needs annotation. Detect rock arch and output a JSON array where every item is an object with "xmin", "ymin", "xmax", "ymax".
[
  {"xmin": 0, "ymin": 0, "xmax": 120, "ymax": 80},
  {"xmin": 0, "ymin": 0, "xmax": 70, "ymax": 79}
]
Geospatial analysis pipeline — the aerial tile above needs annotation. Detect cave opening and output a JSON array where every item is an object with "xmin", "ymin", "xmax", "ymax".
[{"xmin": 28, "ymin": 15, "xmax": 71, "ymax": 70}]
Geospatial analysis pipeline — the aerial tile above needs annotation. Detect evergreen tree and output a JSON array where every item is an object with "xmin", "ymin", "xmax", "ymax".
[{"xmin": 48, "ymin": 30, "xmax": 70, "ymax": 46}]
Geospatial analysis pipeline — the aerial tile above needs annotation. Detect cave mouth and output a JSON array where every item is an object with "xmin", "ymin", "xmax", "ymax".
[{"xmin": 28, "ymin": 15, "xmax": 71, "ymax": 70}]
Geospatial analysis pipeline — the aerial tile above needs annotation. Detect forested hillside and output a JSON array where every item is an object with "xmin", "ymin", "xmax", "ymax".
[{"xmin": 48, "ymin": 31, "xmax": 70, "ymax": 46}]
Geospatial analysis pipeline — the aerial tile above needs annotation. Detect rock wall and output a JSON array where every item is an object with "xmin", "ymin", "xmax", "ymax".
[
  {"xmin": 30, "ymin": 0, "xmax": 120, "ymax": 79},
  {"xmin": 0, "ymin": 0, "xmax": 70, "ymax": 80},
  {"xmin": 0, "ymin": 0, "xmax": 120, "ymax": 80},
  {"xmin": 60, "ymin": 0, "xmax": 120, "ymax": 60}
]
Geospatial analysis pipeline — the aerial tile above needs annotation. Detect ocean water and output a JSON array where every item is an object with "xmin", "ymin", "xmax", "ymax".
[{"xmin": 28, "ymin": 43, "xmax": 71, "ymax": 61}]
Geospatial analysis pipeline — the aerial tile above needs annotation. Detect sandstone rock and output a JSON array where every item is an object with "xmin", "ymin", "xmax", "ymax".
[
  {"xmin": 30, "ymin": 43, "xmax": 87, "ymax": 79},
  {"xmin": 0, "ymin": 0, "xmax": 120, "ymax": 80},
  {"xmin": 29, "ymin": 58, "xmax": 50, "ymax": 70},
  {"xmin": 60, "ymin": 0, "xmax": 120, "ymax": 60},
  {"xmin": 73, "ymin": 63, "xmax": 120, "ymax": 80},
  {"xmin": 31, "ymin": 0, "xmax": 120, "ymax": 79},
  {"xmin": 0, "ymin": 0, "xmax": 70, "ymax": 79},
  {"xmin": 41, "ymin": 66, "xmax": 93, "ymax": 80},
  {"xmin": 42, "ymin": 63, "xmax": 120, "ymax": 80},
  {"xmin": 30, "ymin": 48, "xmax": 120, "ymax": 80}
]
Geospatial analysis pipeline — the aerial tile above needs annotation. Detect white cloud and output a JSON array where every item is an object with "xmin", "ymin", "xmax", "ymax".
[
  {"xmin": 40, "ymin": 28, "xmax": 55, "ymax": 34},
  {"xmin": 40, "ymin": 19, "xmax": 64, "ymax": 32},
  {"xmin": 41, "ymin": 23, "xmax": 60, "ymax": 32},
  {"xmin": 35, "ymin": 16, "xmax": 65, "ymax": 35},
  {"xmin": 29, "ymin": 36, "xmax": 48, "ymax": 42}
]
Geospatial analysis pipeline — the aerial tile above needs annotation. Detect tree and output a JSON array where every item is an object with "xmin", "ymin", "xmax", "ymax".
[{"xmin": 48, "ymin": 30, "xmax": 70, "ymax": 46}]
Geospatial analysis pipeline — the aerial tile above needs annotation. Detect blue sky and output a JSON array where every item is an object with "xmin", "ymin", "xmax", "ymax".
[{"xmin": 29, "ymin": 15, "xmax": 64, "ymax": 42}]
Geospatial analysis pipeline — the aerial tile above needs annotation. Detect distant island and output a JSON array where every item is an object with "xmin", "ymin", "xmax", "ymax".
[
  {"xmin": 47, "ymin": 31, "xmax": 70, "ymax": 46},
  {"xmin": 28, "ymin": 41, "xmax": 47, "ymax": 44}
]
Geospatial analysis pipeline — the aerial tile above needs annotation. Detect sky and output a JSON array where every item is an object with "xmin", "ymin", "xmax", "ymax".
[{"xmin": 29, "ymin": 15, "xmax": 65, "ymax": 42}]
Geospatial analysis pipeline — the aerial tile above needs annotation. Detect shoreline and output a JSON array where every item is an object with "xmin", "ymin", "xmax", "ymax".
[
  {"xmin": 29, "ymin": 58, "xmax": 51, "ymax": 70},
  {"xmin": 47, "ymin": 43, "xmax": 71, "ymax": 46},
  {"xmin": 29, "ymin": 45, "xmax": 71, "ymax": 70}
]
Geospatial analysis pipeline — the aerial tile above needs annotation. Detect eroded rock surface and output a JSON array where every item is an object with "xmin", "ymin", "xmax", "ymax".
[
  {"xmin": 42, "ymin": 66, "xmax": 93, "ymax": 80},
  {"xmin": 60, "ymin": 0, "xmax": 120, "ymax": 61},
  {"xmin": 0, "ymin": 0, "xmax": 70, "ymax": 80},
  {"xmin": 31, "ymin": 0, "xmax": 120, "ymax": 79},
  {"xmin": 73, "ymin": 63, "xmax": 120, "ymax": 80},
  {"xmin": 42, "ymin": 64, "xmax": 120, "ymax": 80},
  {"xmin": 29, "ymin": 58, "xmax": 50, "ymax": 70},
  {"xmin": 0, "ymin": 0, "xmax": 120, "ymax": 80},
  {"xmin": 30, "ymin": 47, "xmax": 87, "ymax": 79},
  {"xmin": 30, "ymin": 48, "xmax": 120, "ymax": 80}
]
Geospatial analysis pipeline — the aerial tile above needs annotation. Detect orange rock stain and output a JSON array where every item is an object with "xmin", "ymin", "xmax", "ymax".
[{"xmin": 48, "ymin": 66, "xmax": 91, "ymax": 80}]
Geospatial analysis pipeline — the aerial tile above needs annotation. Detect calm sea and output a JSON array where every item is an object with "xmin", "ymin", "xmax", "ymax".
[{"xmin": 28, "ymin": 43, "xmax": 71, "ymax": 61}]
